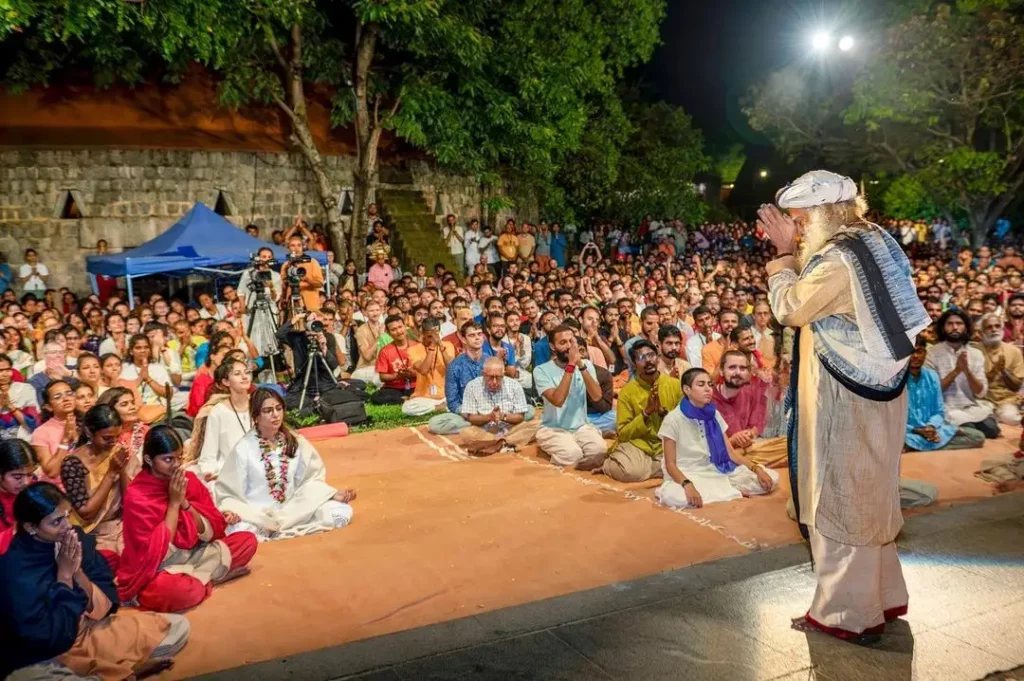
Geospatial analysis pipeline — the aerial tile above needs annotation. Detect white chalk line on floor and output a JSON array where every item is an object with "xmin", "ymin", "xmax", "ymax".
[
  {"xmin": 420, "ymin": 428, "xmax": 763, "ymax": 551},
  {"xmin": 409, "ymin": 427, "xmax": 470, "ymax": 461}
]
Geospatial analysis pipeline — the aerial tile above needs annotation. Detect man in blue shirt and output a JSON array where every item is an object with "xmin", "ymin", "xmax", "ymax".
[
  {"xmin": 481, "ymin": 314, "xmax": 517, "ymax": 379},
  {"xmin": 905, "ymin": 339, "xmax": 985, "ymax": 451},
  {"xmin": 428, "ymin": 321, "xmax": 535, "ymax": 435},
  {"xmin": 533, "ymin": 326, "xmax": 606, "ymax": 467}
]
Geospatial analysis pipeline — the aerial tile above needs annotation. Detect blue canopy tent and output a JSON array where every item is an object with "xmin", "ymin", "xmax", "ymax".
[{"xmin": 86, "ymin": 203, "xmax": 329, "ymax": 306}]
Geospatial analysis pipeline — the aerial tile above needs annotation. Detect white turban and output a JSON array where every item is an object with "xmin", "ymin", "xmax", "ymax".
[{"xmin": 775, "ymin": 170, "xmax": 857, "ymax": 208}]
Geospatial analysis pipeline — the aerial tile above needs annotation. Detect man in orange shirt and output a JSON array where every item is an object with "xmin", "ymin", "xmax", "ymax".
[
  {"xmin": 404, "ymin": 317, "xmax": 456, "ymax": 416},
  {"xmin": 497, "ymin": 220, "xmax": 520, "ymax": 278},
  {"xmin": 281, "ymin": 235, "xmax": 325, "ymax": 313},
  {"xmin": 702, "ymin": 309, "xmax": 740, "ymax": 376}
]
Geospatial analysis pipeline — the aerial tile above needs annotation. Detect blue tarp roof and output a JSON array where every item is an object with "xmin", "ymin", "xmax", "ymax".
[{"xmin": 85, "ymin": 202, "xmax": 328, "ymax": 277}]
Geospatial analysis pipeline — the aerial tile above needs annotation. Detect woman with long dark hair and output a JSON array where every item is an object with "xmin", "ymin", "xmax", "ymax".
[
  {"xmin": 215, "ymin": 388, "xmax": 356, "ymax": 541},
  {"xmin": 0, "ymin": 482, "xmax": 189, "ymax": 680},
  {"xmin": 60, "ymin": 404, "xmax": 131, "ymax": 558},
  {"xmin": 30, "ymin": 380, "xmax": 79, "ymax": 484},
  {"xmin": 97, "ymin": 386, "xmax": 149, "ymax": 477},
  {"xmin": 118, "ymin": 426, "xmax": 256, "ymax": 613},
  {"xmin": 191, "ymin": 359, "xmax": 252, "ymax": 482},
  {"xmin": 0, "ymin": 439, "xmax": 36, "ymax": 552}
]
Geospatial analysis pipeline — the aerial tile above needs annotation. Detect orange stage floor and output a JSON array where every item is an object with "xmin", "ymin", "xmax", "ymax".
[{"xmin": 163, "ymin": 426, "xmax": 1022, "ymax": 679}]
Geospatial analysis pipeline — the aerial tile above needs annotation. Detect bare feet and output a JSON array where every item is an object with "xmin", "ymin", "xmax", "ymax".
[
  {"xmin": 215, "ymin": 566, "xmax": 251, "ymax": 586},
  {"xmin": 132, "ymin": 658, "xmax": 174, "ymax": 680}
]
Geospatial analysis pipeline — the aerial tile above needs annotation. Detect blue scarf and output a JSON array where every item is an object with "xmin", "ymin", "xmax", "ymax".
[{"xmin": 680, "ymin": 398, "xmax": 736, "ymax": 475}]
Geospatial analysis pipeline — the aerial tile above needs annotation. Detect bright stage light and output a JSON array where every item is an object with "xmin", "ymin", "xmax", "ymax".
[
  {"xmin": 810, "ymin": 30, "xmax": 831, "ymax": 52},
  {"xmin": 759, "ymin": 169, "xmax": 769, "ymax": 179},
  {"xmin": 838, "ymin": 35, "xmax": 855, "ymax": 51}
]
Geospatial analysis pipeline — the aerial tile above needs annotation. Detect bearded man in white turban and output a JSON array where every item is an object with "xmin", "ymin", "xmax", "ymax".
[{"xmin": 757, "ymin": 170, "xmax": 930, "ymax": 643}]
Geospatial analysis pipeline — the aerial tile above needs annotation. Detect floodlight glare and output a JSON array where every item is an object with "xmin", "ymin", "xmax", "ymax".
[
  {"xmin": 759, "ymin": 169, "xmax": 769, "ymax": 179},
  {"xmin": 811, "ymin": 31, "xmax": 831, "ymax": 51},
  {"xmin": 838, "ymin": 35, "xmax": 855, "ymax": 51}
]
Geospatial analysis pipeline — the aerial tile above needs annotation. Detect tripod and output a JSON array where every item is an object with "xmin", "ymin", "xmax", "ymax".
[
  {"xmin": 246, "ymin": 286, "xmax": 282, "ymax": 382},
  {"xmin": 296, "ymin": 338, "xmax": 339, "ymax": 412}
]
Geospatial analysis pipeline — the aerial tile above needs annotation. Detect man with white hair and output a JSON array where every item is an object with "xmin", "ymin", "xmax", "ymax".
[
  {"xmin": 758, "ymin": 170, "xmax": 930, "ymax": 643},
  {"xmin": 457, "ymin": 356, "xmax": 539, "ymax": 456},
  {"xmin": 974, "ymin": 312, "xmax": 1024, "ymax": 426}
]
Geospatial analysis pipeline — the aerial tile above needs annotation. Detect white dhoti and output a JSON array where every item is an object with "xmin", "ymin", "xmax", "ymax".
[
  {"xmin": 806, "ymin": 530, "xmax": 908, "ymax": 637},
  {"xmin": 767, "ymin": 218, "xmax": 928, "ymax": 640}
]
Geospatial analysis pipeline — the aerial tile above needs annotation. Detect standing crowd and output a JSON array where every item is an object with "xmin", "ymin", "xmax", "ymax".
[{"xmin": 0, "ymin": 194, "xmax": 1021, "ymax": 678}]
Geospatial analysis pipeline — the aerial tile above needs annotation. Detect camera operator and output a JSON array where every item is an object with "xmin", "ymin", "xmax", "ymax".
[
  {"xmin": 238, "ymin": 247, "xmax": 283, "ymax": 316},
  {"xmin": 278, "ymin": 310, "xmax": 341, "ymax": 384},
  {"xmin": 281, "ymin": 234, "xmax": 325, "ymax": 312},
  {"xmin": 237, "ymin": 246, "xmax": 283, "ymax": 360}
]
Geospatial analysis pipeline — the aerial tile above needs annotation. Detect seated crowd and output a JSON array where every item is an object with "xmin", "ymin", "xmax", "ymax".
[{"xmin": 0, "ymin": 211, "xmax": 1021, "ymax": 677}]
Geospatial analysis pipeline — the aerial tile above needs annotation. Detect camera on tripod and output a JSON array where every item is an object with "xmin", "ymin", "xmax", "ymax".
[
  {"xmin": 247, "ymin": 253, "xmax": 278, "ymax": 293},
  {"xmin": 285, "ymin": 254, "xmax": 312, "ymax": 286}
]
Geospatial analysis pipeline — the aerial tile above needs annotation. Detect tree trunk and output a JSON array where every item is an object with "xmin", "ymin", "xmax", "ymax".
[
  {"xmin": 350, "ymin": 20, "xmax": 383, "ymax": 273},
  {"xmin": 349, "ymin": 169, "xmax": 370, "ymax": 269},
  {"xmin": 271, "ymin": 24, "xmax": 348, "ymax": 261}
]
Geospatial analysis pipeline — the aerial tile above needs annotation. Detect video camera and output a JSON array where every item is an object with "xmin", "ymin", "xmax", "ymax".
[
  {"xmin": 247, "ymin": 253, "xmax": 279, "ymax": 292},
  {"xmin": 285, "ymin": 254, "xmax": 312, "ymax": 285}
]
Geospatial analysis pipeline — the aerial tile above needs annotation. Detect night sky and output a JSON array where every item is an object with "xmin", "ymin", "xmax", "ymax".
[{"xmin": 644, "ymin": 0, "xmax": 855, "ymax": 148}]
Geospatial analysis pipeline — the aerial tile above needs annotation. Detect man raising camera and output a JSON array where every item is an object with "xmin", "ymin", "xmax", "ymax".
[
  {"xmin": 278, "ymin": 310, "xmax": 342, "ymax": 390},
  {"xmin": 282, "ymin": 234, "xmax": 325, "ymax": 313}
]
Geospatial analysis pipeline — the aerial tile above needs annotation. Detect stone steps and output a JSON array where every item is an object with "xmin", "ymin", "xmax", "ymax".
[{"xmin": 378, "ymin": 187, "xmax": 460, "ymax": 277}]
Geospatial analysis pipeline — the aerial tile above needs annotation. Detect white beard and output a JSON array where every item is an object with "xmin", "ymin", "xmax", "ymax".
[{"xmin": 796, "ymin": 208, "xmax": 843, "ymax": 269}]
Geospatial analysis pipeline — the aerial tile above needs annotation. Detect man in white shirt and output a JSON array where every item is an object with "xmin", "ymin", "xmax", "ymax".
[
  {"xmin": 18, "ymin": 249, "xmax": 49, "ymax": 296},
  {"xmin": 924, "ymin": 309, "xmax": 1000, "ymax": 438},
  {"xmin": 442, "ymin": 213, "xmax": 465, "ymax": 274},
  {"xmin": 685, "ymin": 305, "xmax": 720, "ymax": 368},
  {"xmin": 464, "ymin": 219, "xmax": 482, "ymax": 273}
]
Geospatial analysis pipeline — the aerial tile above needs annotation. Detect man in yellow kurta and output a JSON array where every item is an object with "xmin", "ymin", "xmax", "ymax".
[
  {"xmin": 576, "ymin": 340, "xmax": 681, "ymax": 482},
  {"xmin": 758, "ymin": 171, "xmax": 929, "ymax": 643}
]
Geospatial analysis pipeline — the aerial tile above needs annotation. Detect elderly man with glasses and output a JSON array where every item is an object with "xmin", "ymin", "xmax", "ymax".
[{"xmin": 458, "ymin": 356, "xmax": 538, "ymax": 456}]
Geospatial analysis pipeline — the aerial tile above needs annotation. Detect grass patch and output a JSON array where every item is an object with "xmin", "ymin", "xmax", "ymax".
[
  {"xmin": 352, "ymin": 402, "xmax": 434, "ymax": 433},
  {"xmin": 285, "ymin": 384, "xmax": 436, "ymax": 433}
]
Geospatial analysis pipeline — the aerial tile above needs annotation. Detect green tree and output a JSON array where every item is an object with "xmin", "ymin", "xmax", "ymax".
[
  {"xmin": 744, "ymin": 0, "xmax": 1024, "ymax": 245},
  {"xmin": 609, "ymin": 101, "xmax": 707, "ymax": 224},
  {"xmin": 1, "ymin": 0, "xmax": 667, "ymax": 263}
]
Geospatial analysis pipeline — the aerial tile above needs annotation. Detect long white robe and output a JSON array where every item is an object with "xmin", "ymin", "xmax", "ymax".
[
  {"xmin": 214, "ymin": 432, "xmax": 352, "ymax": 542},
  {"xmin": 768, "ymin": 252, "xmax": 905, "ymax": 546},
  {"xmin": 768, "ymin": 249, "xmax": 910, "ymax": 636}
]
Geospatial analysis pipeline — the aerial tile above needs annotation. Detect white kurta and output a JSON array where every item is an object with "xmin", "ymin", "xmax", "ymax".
[
  {"xmin": 924, "ymin": 342, "xmax": 993, "ymax": 425},
  {"xmin": 768, "ymin": 253, "xmax": 905, "ymax": 547},
  {"xmin": 215, "ymin": 432, "xmax": 352, "ymax": 542},
  {"xmin": 655, "ymin": 408, "xmax": 777, "ymax": 508},
  {"xmin": 197, "ymin": 401, "xmax": 253, "ymax": 480}
]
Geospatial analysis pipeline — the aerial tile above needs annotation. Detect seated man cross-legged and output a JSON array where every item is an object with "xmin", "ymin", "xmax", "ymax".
[
  {"xmin": 906, "ymin": 338, "xmax": 986, "ymax": 451},
  {"xmin": 577, "ymin": 340, "xmax": 681, "ymax": 482},
  {"xmin": 428, "ymin": 321, "xmax": 534, "ymax": 436},
  {"xmin": 534, "ymin": 326, "xmax": 607, "ymax": 466},
  {"xmin": 458, "ymin": 357, "xmax": 539, "ymax": 456},
  {"xmin": 656, "ymin": 367, "xmax": 778, "ymax": 509}
]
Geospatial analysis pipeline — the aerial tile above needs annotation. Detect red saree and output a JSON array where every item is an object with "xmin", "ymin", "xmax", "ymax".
[{"xmin": 117, "ymin": 468, "xmax": 229, "ymax": 602}]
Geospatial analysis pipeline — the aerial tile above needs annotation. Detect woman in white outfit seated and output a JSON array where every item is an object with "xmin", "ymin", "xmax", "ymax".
[
  {"xmin": 214, "ymin": 388, "xmax": 357, "ymax": 541},
  {"xmin": 188, "ymin": 359, "xmax": 253, "ymax": 484},
  {"xmin": 656, "ymin": 367, "xmax": 779, "ymax": 509}
]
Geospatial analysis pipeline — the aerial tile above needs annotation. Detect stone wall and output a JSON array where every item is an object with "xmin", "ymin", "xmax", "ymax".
[{"xmin": 0, "ymin": 148, "xmax": 535, "ymax": 294}]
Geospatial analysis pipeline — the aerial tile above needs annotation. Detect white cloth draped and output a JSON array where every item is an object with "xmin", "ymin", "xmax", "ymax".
[{"xmin": 215, "ymin": 432, "xmax": 352, "ymax": 542}]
